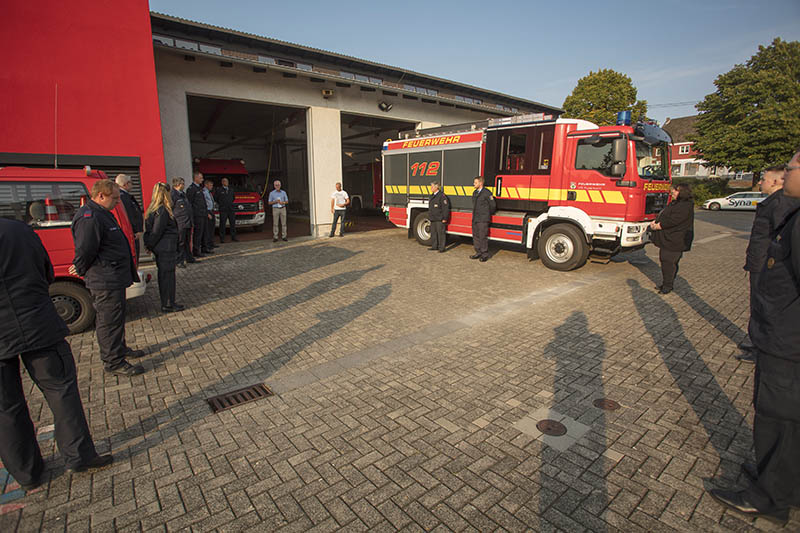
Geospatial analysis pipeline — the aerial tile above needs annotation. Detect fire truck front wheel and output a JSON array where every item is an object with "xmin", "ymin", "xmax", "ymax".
[
  {"xmin": 413, "ymin": 212, "xmax": 433, "ymax": 247},
  {"xmin": 537, "ymin": 224, "xmax": 589, "ymax": 271},
  {"xmin": 50, "ymin": 281, "xmax": 96, "ymax": 334}
]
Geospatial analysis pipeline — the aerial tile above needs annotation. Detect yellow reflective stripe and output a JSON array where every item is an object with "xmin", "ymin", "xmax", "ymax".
[
  {"xmin": 385, "ymin": 185, "xmax": 392, "ymax": 193},
  {"xmin": 444, "ymin": 186, "xmax": 457, "ymax": 196},
  {"xmin": 602, "ymin": 190, "xmax": 626, "ymax": 204},
  {"xmin": 508, "ymin": 187, "xmax": 520, "ymax": 199},
  {"xmin": 457, "ymin": 186, "xmax": 466, "ymax": 196},
  {"xmin": 575, "ymin": 190, "xmax": 591, "ymax": 203},
  {"xmin": 588, "ymin": 190, "xmax": 604, "ymax": 203},
  {"xmin": 409, "ymin": 185, "xmax": 422, "ymax": 195},
  {"xmin": 529, "ymin": 188, "xmax": 548, "ymax": 200}
]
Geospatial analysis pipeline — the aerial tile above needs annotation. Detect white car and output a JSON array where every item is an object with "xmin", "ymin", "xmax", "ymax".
[{"xmin": 703, "ymin": 192, "xmax": 768, "ymax": 211}]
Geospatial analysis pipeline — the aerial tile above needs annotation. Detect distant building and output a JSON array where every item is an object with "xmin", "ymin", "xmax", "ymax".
[{"xmin": 662, "ymin": 115, "xmax": 751, "ymax": 181}]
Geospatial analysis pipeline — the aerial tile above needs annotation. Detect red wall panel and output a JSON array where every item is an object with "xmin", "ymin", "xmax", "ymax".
[{"xmin": 0, "ymin": 0, "xmax": 165, "ymax": 204}]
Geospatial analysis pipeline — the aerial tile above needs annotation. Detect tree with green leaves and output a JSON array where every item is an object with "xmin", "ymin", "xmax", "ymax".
[
  {"xmin": 562, "ymin": 69, "xmax": 648, "ymax": 126},
  {"xmin": 691, "ymin": 38, "xmax": 800, "ymax": 185}
]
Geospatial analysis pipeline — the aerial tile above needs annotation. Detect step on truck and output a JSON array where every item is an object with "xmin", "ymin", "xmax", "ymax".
[{"xmin": 382, "ymin": 112, "xmax": 672, "ymax": 270}]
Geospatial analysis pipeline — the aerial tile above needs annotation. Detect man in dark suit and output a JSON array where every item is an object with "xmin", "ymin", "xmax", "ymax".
[
  {"xmin": 185, "ymin": 171, "xmax": 207, "ymax": 257},
  {"xmin": 171, "ymin": 177, "xmax": 195, "ymax": 267},
  {"xmin": 116, "ymin": 174, "xmax": 143, "ymax": 263},
  {"xmin": 427, "ymin": 181, "xmax": 450, "ymax": 253},
  {"xmin": 0, "ymin": 218, "xmax": 113, "ymax": 490},
  {"xmin": 216, "ymin": 177, "xmax": 238, "ymax": 243},
  {"xmin": 470, "ymin": 176, "xmax": 495, "ymax": 262}
]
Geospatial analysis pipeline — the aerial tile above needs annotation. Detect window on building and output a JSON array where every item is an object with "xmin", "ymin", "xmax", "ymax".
[
  {"xmin": 671, "ymin": 165, "xmax": 681, "ymax": 176},
  {"xmin": 0, "ymin": 181, "xmax": 88, "ymax": 226},
  {"xmin": 678, "ymin": 145, "xmax": 690, "ymax": 155},
  {"xmin": 685, "ymin": 163, "xmax": 700, "ymax": 176}
]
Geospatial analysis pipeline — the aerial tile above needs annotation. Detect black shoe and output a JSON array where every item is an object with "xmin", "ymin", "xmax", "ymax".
[
  {"xmin": 107, "ymin": 362, "xmax": 144, "ymax": 376},
  {"xmin": 736, "ymin": 352, "xmax": 756, "ymax": 363},
  {"xmin": 741, "ymin": 463, "xmax": 758, "ymax": 482},
  {"xmin": 194, "ymin": 253, "xmax": 205, "ymax": 258},
  {"xmin": 428, "ymin": 247, "xmax": 437, "ymax": 251},
  {"xmin": 68, "ymin": 454, "xmax": 113, "ymax": 474},
  {"xmin": 438, "ymin": 250, "xmax": 445, "ymax": 253},
  {"xmin": 479, "ymin": 256, "xmax": 488, "ymax": 262},
  {"xmin": 658, "ymin": 288, "xmax": 672, "ymax": 295},
  {"xmin": 329, "ymin": 234, "xmax": 334, "ymax": 238},
  {"xmin": 738, "ymin": 339, "xmax": 755, "ymax": 351},
  {"xmin": 177, "ymin": 262, "xmax": 187, "ymax": 269},
  {"xmin": 282, "ymin": 237, "xmax": 288, "ymax": 242},
  {"xmin": 161, "ymin": 305, "xmax": 175, "ymax": 313},
  {"xmin": 273, "ymin": 238, "xmax": 278, "ymax": 242},
  {"xmin": 202, "ymin": 249, "xmax": 214, "ymax": 254},
  {"xmin": 708, "ymin": 488, "xmax": 788, "ymax": 524},
  {"xmin": 171, "ymin": 303, "xmax": 185, "ymax": 311},
  {"xmin": 20, "ymin": 475, "xmax": 43, "ymax": 491},
  {"xmin": 186, "ymin": 257, "xmax": 198, "ymax": 263},
  {"xmin": 654, "ymin": 285, "xmax": 662, "ymax": 291},
  {"xmin": 219, "ymin": 240, "xmax": 225, "ymax": 244},
  {"xmin": 211, "ymin": 244, "xmax": 219, "ymax": 248},
  {"xmin": 232, "ymin": 237, "xmax": 239, "ymax": 242},
  {"xmin": 125, "ymin": 349, "xmax": 146, "ymax": 359},
  {"xmin": 470, "ymin": 254, "xmax": 481, "ymax": 259},
  {"xmin": 339, "ymin": 234, "xmax": 344, "ymax": 237}
]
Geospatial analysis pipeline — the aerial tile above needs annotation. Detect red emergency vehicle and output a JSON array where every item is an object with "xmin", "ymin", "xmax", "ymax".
[
  {"xmin": 0, "ymin": 166, "xmax": 148, "ymax": 333},
  {"xmin": 195, "ymin": 158, "xmax": 266, "ymax": 231},
  {"xmin": 382, "ymin": 113, "xmax": 672, "ymax": 270}
]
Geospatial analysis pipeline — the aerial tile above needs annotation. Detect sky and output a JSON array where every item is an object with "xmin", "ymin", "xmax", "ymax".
[{"xmin": 148, "ymin": 0, "xmax": 800, "ymax": 125}]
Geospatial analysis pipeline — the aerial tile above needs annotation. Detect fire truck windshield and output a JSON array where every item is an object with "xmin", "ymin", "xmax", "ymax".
[{"xmin": 635, "ymin": 141, "xmax": 669, "ymax": 180}]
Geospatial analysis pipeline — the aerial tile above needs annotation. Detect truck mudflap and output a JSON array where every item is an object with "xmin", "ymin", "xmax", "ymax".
[{"xmin": 387, "ymin": 206, "xmax": 408, "ymax": 227}]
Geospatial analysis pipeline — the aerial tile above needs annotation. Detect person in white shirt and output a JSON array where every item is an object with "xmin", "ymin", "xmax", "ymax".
[
  {"xmin": 268, "ymin": 180, "xmax": 288, "ymax": 242},
  {"xmin": 330, "ymin": 182, "xmax": 349, "ymax": 237}
]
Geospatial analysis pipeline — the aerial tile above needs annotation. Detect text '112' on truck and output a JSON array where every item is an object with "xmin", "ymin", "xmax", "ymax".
[{"xmin": 382, "ymin": 112, "xmax": 672, "ymax": 271}]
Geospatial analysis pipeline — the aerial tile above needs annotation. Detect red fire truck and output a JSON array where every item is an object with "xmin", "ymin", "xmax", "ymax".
[
  {"xmin": 195, "ymin": 158, "xmax": 266, "ymax": 231},
  {"xmin": 382, "ymin": 113, "xmax": 672, "ymax": 270}
]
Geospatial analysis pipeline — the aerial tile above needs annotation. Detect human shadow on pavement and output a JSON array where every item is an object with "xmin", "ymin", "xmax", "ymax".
[
  {"xmin": 622, "ymin": 251, "xmax": 746, "ymax": 346},
  {"xmin": 142, "ymin": 265, "xmax": 384, "ymax": 370},
  {"xmin": 106, "ymin": 281, "xmax": 392, "ymax": 461},
  {"xmin": 540, "ymin": 312, "xmax": 608, "ymax": 532},
  {"xmin": 627, "ymin": 279, "xmax": 750, "ymax": 483}
]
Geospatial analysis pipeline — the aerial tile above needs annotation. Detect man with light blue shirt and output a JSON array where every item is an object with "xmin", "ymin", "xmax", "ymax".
[
  {"xmin": 202, "ymin": 179, "xmax": 216, "ymax": 253},
  {"xmin": 268, "ymin": 180, "xmax": 288, "ymax": 242}
]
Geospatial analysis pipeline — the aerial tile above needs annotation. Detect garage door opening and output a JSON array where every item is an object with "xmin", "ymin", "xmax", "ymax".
[
  {"xmin": 340, "ymin": 113, "xmax": 416, "ymax": 233},
  {"xmin": 187, "ymin": 95, "xmax": 310, "ymax": 241}
]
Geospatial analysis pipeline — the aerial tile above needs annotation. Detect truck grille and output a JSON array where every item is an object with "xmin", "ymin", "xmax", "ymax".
[
  {"xmin": 237, "ymin": 202, "xmax": 259, "ymax": 211},
  {"xmin": 645, "ymin": 193, "xmax": 668, "ymax": 214}
]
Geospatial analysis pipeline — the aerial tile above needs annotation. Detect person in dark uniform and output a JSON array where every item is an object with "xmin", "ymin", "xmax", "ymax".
[
  {"xmin": 470, "ymin": 176, "xmax": 495, "ymax": 262},
  {"xmin": 709, "ymin": 149, "xmax": 800, "ymax": 524},
  {"xmin": 170, "ymin": 177, "xmax": 195, "ymax": 268},
  {"xmin": 0, "ymin": 218, "xmax": 113, "ymax": 490},
  {"xmin": 202, "ymin": 179, "xmax": 216, "ymax": 253},
  {"xmin": 216, "ymin": 177, "xmax": 238, "ymax": 243},
  {"xmin": 738, "ymin": 166, "xmax": 799, "ymax": 363},
  {"xmin": 428, "ymin": 181, "xmax": 450, "ymax": 253},
  {"xmin": 144, "ymin": 183, "xmax": 184, "ymax": 313},
  {"xmin": 116, "ymin": 174, "xmax": 143, "ymax": 264},
  {"xmin": 185, "ymin": 171, "xmax": 207, "ymax": 258},
  {"xmin": 648, "ymin": 183, "xmax": 694, "ymax": 295},
  {"xmin": 70, "ymin": 179, "xmax": 145, "ymax": 377}
]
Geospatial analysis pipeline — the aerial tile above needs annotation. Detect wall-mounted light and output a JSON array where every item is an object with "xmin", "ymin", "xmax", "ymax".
[
  {"xmin": 378, "ymin": 101, "xmax": 393, "ymax": 112},
  {"xmin": 321, "ymin": 89, "xmax": 334, "ymax": 99}
]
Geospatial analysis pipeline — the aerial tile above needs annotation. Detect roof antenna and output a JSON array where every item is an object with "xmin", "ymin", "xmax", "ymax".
[{"xmin": 54, "ymin": 83, "xmax": 58, "ymax": 169}]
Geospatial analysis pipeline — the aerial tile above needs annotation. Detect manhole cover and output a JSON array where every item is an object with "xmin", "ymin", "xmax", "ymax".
[
  {"xmin": 207, "ymin": 383, "xmax": 273, "ymax": 413},
  {"xmin": 536, "ymin": 419, "xmax": 567, "ymax": 436},
  {"xmin": 593, "ymin": 398, "xmax": 621, "ymax": 411}
]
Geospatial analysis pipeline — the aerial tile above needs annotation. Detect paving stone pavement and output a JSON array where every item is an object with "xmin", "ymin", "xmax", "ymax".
[{"xmin": 1, "ymin": 214, "xmax": 794, "ymax": 532}]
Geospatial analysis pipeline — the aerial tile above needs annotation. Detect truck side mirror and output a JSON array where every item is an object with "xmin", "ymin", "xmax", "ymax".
[
  {"xmin": 610, "ymin": 162, "xmax": 626, "ymax": 177},
  {"xmin": 612, "ymin": 138, "xmax": 627, "ymax": 164}
]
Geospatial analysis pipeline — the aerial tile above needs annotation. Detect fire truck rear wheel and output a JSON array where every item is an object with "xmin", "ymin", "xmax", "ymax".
[
  {"xmin": 537, "ymin": 224, "xmax": 589, "ymax": 271},
  {"xmin": 413, "ymin": 212, "xmax": 433, "ymax": 247},
  {"xmin": 50, "ymin": 281, "xmax": 95, "ymax": 334}
]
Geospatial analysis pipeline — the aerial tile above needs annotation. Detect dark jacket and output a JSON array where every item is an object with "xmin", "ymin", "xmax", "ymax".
[
  {"xmin": 71, "ymin": 200, "xmax": 136, "ymax": 290},
  {"xmin": 428, "ymin": 190, "xmax": 451, "ymax": 222},
  {"xmin": 171, "ymin": 188, "xmax": 194, "ymax": 230},
  {"xmin": 744, "ymin": 189, "xmax": 800, "ymax": 272},
  {"xmin": 143, "ymin": 206, "xmax": 179, "ymax": 254},
  {"xmin": 750, "ymin": 208, "xmax": 800, "ymax": 361},
  {"xmin": 186, "ymin": 182, "xmax": 207, "ymax": 220},
  {"xmin": 0, "ymin": 219, "xmax": 70, "ymax": 358},
  {"xmin": 652, "ymin": 198, "xmax": 694, "ymax": 252},
  {"xmin": 119, "ymin": 189, "xmax": 143, "ymax": 234},
  {"xmin": 471, "ymin": 187, "xmax": 496, "ymax": 223},
  {"xmin": 216, "ymin": 186, "xmax": 236, "ymax": 212}
]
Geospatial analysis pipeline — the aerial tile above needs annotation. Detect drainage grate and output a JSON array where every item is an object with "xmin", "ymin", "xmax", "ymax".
[
  {"xmin": 207, "ymin": 384, "xmax": 273, "ymax": 413},
  {"xmin": 593, "ymin": 398, "xmax": 621, "ymax": 411},
  {"xmin": 536, "ymin": 419, "xmax": 567, "ymax": 436}
]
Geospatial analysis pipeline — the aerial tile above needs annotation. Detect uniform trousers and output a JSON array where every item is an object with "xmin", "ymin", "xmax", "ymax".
[
  {"xmin": 0, "ymin": 340, "xmax": 97, "ymax": 485},
  {"xmin": 746, "ymin": 353, "xmax": 800, "ymax": 511},
  {"xmin": 472, "ymin": 221, "xmax": 489, "ymax": 258},
  {"xmin": 272, "ymin": 207, "xmax": 287, "ymax": 239},
  {"xmin": 154, "ymin": 251, "xmax": 177, "ymax": 307},
  {"xmin": 90, "ymin": 288, "xmax": 128, "ymax": 371},
  {"xmin": 219, "ymin": 209, "xmax": 236, "ymax": 241},
  {"xmin": 192, "ymin": 216, "xmax": 206, "ymax": 255},
  {"xmin": 177, "ymin": 227, "xmax": 193, "ymax": 264},
  {"xmin": 430, "ymin": 220, "xmax": 446, "ymax": 251},
  {"xmin": 658, "ymin": 248, "xmax": 683, "ymax": 290},
  {"xmin": 203, "ymin": 211, "xmax": 214, "ymax": 249}
]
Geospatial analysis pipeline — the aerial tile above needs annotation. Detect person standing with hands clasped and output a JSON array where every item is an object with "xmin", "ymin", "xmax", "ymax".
[
  {"xmin": 144, "ymin": 183, "xmax": 184, "ymax": 313},
  {"xmin": 268, "ymin": 180, "xmax": 289, "ymax": 242},
  {"xmin": 216, "ymin": 177, "xmax": 238, "ymax": 243},
  {"xmin": 649, "ymin": 183, "xmax": 694, "ymax": 295},
  {"xmin": 186, "ymin": 171, "xmax": 207, "ymax": 258},
  {"xmin": 428, "ymin": 181, "xmax": 450, "ymax": 252},
  {"xmin": 171, "ymin": 177, "xmax": 195, "ymax": 267},
  {"xmin": 470, "ymin": 176, "xmax": 495, "ymax": 262},
  {"xmin": 330, "ymin": 182, "xmax": 349, "ymax": 237}
]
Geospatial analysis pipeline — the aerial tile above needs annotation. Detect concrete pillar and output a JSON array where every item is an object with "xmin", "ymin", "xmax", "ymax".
[
  {"xmin": 306, "ymin": 106, "xmax": 342, "ymax": 237},
  {"xmin": 157, "ymin": 84, "xmax": 192, "ymax": 183}
]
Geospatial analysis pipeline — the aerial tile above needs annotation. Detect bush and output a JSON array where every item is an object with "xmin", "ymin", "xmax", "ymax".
[{"xmin": 671, "ymin": 177, "xmax": 740, "ymax": 206}]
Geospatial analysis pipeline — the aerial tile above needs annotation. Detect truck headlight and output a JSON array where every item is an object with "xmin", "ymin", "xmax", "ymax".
[
  {"xmin": 258, "ymin": 200, "xmax": 264, "ymax": 210},
  {"xmin": 627, "ymin": 225, "xmax": 641, "ymax": 233}
]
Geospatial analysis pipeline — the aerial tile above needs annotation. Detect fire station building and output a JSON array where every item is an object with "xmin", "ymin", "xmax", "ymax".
[{"xmin": 1, "ymin": 1, "xmax": 561, "ymax": 237}]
